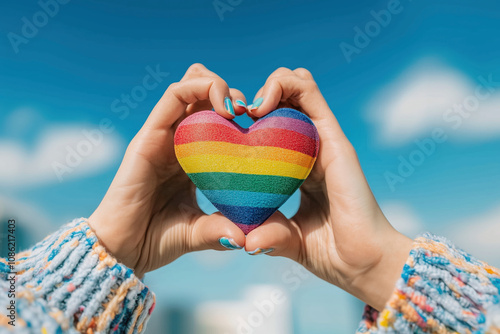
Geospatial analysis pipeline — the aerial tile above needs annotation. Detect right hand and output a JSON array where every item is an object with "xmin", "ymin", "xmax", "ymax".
[{"xmin": 89, "ymin": 64, "xmax": 248, "ymax": 278}]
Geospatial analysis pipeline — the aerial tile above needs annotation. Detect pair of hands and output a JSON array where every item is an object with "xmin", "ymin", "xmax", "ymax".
[{"xmin": 89, "ymin": 64, "xmax": 412, "ymax": 311}]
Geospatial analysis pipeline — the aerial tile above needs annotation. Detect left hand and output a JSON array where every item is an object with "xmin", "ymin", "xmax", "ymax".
[{"xmin": 243, "ymin": 67, "xmax": 413, "ymax": 311}]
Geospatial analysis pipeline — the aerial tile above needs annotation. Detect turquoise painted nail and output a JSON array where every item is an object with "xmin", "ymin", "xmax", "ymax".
[
  {"xmin": 246, "ymin": 247, "xmax": 274, "ymax": 255},
  {"xmin": 250, "ymin": 97, "xmax": 264, "ymax": 110},
  {"xmin": 219, "ymin": 237, "xmax": 243, "ymax": 250},
  {"xmin": 235, "ymin": 99, "xmax": 246, "ymax": 108},
  {"xmin": 224, "ymin": 97, "xmax": 235, "ymax": 116}
]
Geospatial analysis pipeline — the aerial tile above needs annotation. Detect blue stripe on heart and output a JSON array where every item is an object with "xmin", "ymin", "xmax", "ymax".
[
  {"xmin": 201, "ymin": 190, "xmax": 289, "ymax": 208},
  {"xmin": 258, "ymin": 108, "xmax": 315, "ymax": 125},
  {"xmin": 211, "ymin": 203, "xmax": 278, "ymax": 226}
]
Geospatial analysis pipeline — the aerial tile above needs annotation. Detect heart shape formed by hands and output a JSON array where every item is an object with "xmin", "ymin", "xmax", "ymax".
[{"xmin": 174, "ymin": 108, "xmax": 319, "ymax": 234}]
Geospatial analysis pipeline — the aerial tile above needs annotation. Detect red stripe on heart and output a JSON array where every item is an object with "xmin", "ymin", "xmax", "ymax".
[{"xmin": 176, "ymin": 123, "xmax": 318, "ymax": 157}]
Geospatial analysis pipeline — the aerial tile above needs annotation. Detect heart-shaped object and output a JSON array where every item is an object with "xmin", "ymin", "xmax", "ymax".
[{"xmin": 174, "ymin": 108, "xmax": 319, "ymax": 234}]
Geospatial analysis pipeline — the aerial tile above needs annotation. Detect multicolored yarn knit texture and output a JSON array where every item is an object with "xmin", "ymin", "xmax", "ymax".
[
  {"xmin": 1, "ymin": 219, "xmax": 500, "ymax": 333},
  {"xmin": 0, "ymin": 219, "xmax": 155, "ymax": 333},
  {"xmin": 174, "ymin": 108, "xmax": 320, "ymax": 234},
  {"xmin": 356, "ymin": 233, "xmax": 500, "ymax": 334}
]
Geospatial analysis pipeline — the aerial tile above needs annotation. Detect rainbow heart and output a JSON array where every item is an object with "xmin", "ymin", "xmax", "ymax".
[{"xmin": 174, "ymin": 108, "xmax": 319, "ymax": 234}]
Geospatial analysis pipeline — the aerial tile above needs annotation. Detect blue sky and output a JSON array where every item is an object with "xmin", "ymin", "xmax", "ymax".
[{"xmin": 1, "ymin": 0, "xmax": 500, "ymax": 333}]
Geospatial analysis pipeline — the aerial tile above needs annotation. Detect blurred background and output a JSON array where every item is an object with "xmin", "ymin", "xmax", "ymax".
[{"xmin": 1, "ymin": 0, "xmax": 500, "ymax": 333}]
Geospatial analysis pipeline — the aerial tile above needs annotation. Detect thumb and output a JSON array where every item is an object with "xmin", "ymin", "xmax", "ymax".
[
  {"xmin": 189, "ymin": 213, "xmax": 247, "ymax": 251},
  {"xmin": 245, "ymin": 212, "xmax": 301, "ymax": 260}
]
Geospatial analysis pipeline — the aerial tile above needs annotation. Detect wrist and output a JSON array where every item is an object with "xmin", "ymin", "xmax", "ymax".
[
  {"xmin": 14, "ymin": 218, "xmax": 155, "ymax": 332},
  {"xmin": 88, "ymin": 205, "xmax": 141, "ymax": 271},
  {"xmin": 350, "ymin": 228, "xmax": 413, "ymax": 311}
]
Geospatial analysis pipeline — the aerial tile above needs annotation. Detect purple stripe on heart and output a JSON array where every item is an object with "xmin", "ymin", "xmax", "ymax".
[
  {"xmin": 180, "ymin": 111, "xmax": 318, "ymax": 140},
  {"xmin": 251, "ymin": 117, "xmax": 319, "ymax": 141}
]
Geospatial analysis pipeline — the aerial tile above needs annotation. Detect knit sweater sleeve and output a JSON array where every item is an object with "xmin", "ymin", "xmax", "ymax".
[
  {"xmin": 0, "ymin": 218, "xmax": 155, "ymax": 333},
  {"xmin": 356, "ymin": 233, "xmax": 500, "ymax": 333}
]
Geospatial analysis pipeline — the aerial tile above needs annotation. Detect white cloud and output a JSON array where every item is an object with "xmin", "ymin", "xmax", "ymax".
[
  {"xmin": 0, "ymin": 113, "xmax": 123, "ymax": 188},
  {"xmin": 380, "ymin": 202, "xmax": 423, "ymax": 239},
  {"xmin": 381, "ymin": 201, "xmax": 500, "ymax": 267},
  {"xmin": 0, "ymin": 196, "xmax": 56, "ymax": 247},
  {"xmin": 366, "ymin": 58, "xmax": 500, "ymax": 146},
  {"xmin": 192, "ymin": 249, "xmax": 238, "ymax": 268},
  {"xmin": 448, "ymin": 205, "xmax": 500, "ymax": 267},
  {"xmin": 194, "ymin": 285, "xmax": 292, "ymax": 334}
]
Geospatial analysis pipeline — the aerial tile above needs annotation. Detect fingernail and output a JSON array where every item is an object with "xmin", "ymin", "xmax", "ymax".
[
  {"xmin": 246, "ymin": 247, "xmax": 274, "ymax": 255},
  {"xmin": 247, "ymin": 104, "xmax": 254, "ymax": 115},
  {"xmin": 219, "ymin": 237, "xmax": 243, "ymax": 250},
  {"xmin": 224, "ymin": 97, "xmax": 235, "ymax": 116},
  {"xmin": 250, "ymin": 97, "xmax": 263, "ymax": 111},
  {"xmin": 235, "ymin": 99, "xmax": 246, "ymax": 108}
]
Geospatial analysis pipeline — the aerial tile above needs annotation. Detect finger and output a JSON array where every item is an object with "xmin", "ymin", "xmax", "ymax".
[
  {"xmin": 230, "ymin": 88, "xmax": 247, "ymax": 116},
  {"xmin": 186, "ymin": 99, "xmax": 214, "ymax": 114},
  {"xmin": 248, "ymin": 67, "xmax": 294, "ymax": 116},
  {"xmin": 181, "ymin": 63, "xmax": 219, "ymax": 81},
  {"xmin": 245, "ymin": 212, "xmax": 301, "ymax": 260},
  {"xmin": 181, "ymin": 63, "xmax": 236, "ymax": 118},
  {"xmin": 293, "ymin": 67, "xmax": 315, "ymax": 80},
  {"xmin": 251, "ymin": 74, "xmax": 348, "ymax": 148},
  {"xmin": 189, "ymin": 213, "xmax": 246, "ymax": 252},
  {"xmin": 249, "ymin": 75, "xmax": 303, "ymax": 118},
  {"xmin": 249, "ymin": 67, "xmax": 331, "ymax": 120},
  {"xmin": 246, "ymin": 87, "xmax": 263, "ymax": 118},
  {"xmin": 265, "ymin": 66, "xmax": 295, "ymax": 79},
  {"xmin": 143, "ymin": 75, "xmax": 233, "ymax": 131},
  {"xmin": 182, "ymin": 63, "xmax": 230, "ymax": 115}
]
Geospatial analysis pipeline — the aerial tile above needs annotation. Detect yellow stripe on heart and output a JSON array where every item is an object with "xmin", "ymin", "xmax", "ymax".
[
  {"xmin": 178, "ymin": 154, "xmax": 312, "ymax": 179},
  {"xmin": 175, "ymin": 141, "xmax": 316, "ymax": 169}
]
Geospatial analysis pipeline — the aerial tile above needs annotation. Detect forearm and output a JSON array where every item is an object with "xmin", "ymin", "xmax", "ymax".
[
  {"xmin": 0, "ymin": 218, "xmax": 155, "ymax": 333},
  {"xmin": 357, "ymin": 233, "xmax": 500, "ymax": 333}
]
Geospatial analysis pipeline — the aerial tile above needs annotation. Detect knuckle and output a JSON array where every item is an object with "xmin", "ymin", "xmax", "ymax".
[
  {"xmin": 294, "ymin": 67, "xmax": 313, "ymax": 78},
  {"xmin": 276, "ymin": 66, "xmax": 291, "ymax": 72},
  {"xmin": 186, "ymin": 63, "xmax": 206, "ymax": 75},
  {"xmin": 268, "ymin": 77, "xmax": 280, "ymax": 85},
  {"xmin": 212, "ymin": 76, "xmax": 228, "ymax": 89},
  {"xmin": 267, "ymin": 76, "xmax": 286, "ymax": 89},
  {"xmin": 268, "ymin": 67, "xmax": 293, "ymax": 80},
  {"xmin": 166, "ymin": 81, "xmax": 180, "ymax": 92}
]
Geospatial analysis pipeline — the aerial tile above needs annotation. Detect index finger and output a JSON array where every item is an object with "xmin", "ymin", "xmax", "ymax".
[
  {"xmin": 250, "ymin": 70, "xmax": 344, "ymax": 137},
  {"xmin": 143, "ymin": 75, "xmax": 234, "ymax": 132}
]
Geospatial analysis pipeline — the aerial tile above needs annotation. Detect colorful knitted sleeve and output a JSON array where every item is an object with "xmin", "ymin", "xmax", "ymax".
[
  {"xmin": 356, "ymin": 233, "xmax": 500, "ymax": 333},
  {"xmin": 0, "ymin": 218, "xmax": 155, "ymax": 333}
]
